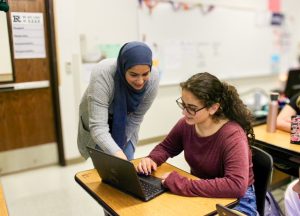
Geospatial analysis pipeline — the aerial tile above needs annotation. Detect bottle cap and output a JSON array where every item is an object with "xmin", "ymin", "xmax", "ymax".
[{"xmin": 270, "ymin": 92, "xmax": 279, "ymax": 101}]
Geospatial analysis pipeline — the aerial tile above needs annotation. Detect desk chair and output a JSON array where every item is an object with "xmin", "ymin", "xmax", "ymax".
[{"xmin": 251, "ymin": 146, "xmax": 273, "ymax": 216}]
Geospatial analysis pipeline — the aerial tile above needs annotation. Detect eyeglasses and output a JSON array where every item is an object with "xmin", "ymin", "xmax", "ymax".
[{"xmin": 176, "ymin": 97, "xmax": 206, "ymax": 116}]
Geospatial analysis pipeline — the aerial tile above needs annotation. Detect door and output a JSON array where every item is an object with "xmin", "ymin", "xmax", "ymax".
[{"xmin": 0, "ymin": 0, "xmax": 64, "ymax": 174}]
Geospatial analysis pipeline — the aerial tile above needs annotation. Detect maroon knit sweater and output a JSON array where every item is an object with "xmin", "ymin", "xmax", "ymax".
[{"xmin": 149, "ymin": 118, "xmax": 254, "ymax": 198}]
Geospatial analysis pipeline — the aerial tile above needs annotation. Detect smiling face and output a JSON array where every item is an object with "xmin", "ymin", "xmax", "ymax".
[
  {"xmin": 125, "ymin": 65, "xmax": 151, "ymax": 90},
  {"xmin": 180, "ymin": 89, "xmax": 220, "ymax": 125},
  {"xmin": 180, "ymin": 89, "xmax": 209, "ymax": 125}
]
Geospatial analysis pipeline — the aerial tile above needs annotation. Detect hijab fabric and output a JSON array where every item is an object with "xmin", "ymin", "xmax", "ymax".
[{"xmin": 112, "ymin": 41, "xmax": 152, "ymax": 149}]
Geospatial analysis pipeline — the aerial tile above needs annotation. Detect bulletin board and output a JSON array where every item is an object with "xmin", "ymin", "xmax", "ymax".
[{"xmin": 138, "ymin": 4, "xmax": 290, "ymax": 85}]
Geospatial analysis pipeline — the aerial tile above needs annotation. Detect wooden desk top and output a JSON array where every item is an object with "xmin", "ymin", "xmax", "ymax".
[
  {"xmin": 0, "ymin": 183, "xmax": 9, "ymax": 216},
  {"xmin": 75, "ymin": 160, "xmax": 237, "ymax": 216},
  {"xmin": 254, "ymin": 124, "xmax": 300, "ymax": 153}
]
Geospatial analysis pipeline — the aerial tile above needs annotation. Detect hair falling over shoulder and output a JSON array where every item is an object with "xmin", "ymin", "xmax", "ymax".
[
  {"xmin": 221, "ymin": 82, "xmax": 255, "ymax": 145},
  {"xmin": 180, "ymin": 72, "xmax": 255, "ymax": 145}
]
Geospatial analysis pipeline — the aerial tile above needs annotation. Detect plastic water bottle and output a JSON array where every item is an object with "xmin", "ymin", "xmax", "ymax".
[{"xmin": 266, "ymin": 92, "xmax": 279, "ymax": 133}]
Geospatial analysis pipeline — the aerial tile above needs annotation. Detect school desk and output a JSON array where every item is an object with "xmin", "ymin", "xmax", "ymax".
[
  {"xmin": 253, "ymin": 124, "xmax": 300, "ymax": 177},
  {"xmin": 75, "ymin": 159, "xmax": 237, "ymax": 216},
  {"xmin": 0, "ymin": 183, "xmax": 9, "ymax": 216}
]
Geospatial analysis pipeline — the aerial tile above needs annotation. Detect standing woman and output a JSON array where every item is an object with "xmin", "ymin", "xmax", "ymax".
[
  {"xmin": 78, "ymin": 41, "xmax": 159, "ymax": 160},
  {"xmin": 136, "ymin": 72, "xmax": 258, "ymax": 215}
]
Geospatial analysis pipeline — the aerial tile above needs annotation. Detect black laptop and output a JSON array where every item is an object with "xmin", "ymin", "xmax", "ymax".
[
  {"xmin": 87, "ymin": 146, "xmax": 166, "ymax": 201},
  {"xmin": 284, "ymin": 69, "xmax": 300, "ymax": 98}
]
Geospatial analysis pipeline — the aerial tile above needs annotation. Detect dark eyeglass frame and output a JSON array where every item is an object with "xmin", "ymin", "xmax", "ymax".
[{"xmin": 176, "ymin": 97, "xmax": 206, "ymax": 116}]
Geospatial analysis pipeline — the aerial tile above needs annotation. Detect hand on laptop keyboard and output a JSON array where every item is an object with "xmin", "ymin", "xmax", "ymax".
[
  {"xmin": 138, "ymin": 172, "xmax": 151, "ymax": 177},
  {"xmin": 136, "ymin": 157, "xmax": 157, "ymax": 175},
  {"xmin": 161, "ymin": 172, "xmax": 171, "ymax": 184}
]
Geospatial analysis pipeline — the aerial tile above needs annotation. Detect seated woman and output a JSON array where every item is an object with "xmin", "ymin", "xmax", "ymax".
[
  {"xmin": 277, "ymin": 92, "xmax": 300, "ymax": 132},
  {"xmin": 136, "ymin": 72, "xmax": 258, "ymax": 216}
]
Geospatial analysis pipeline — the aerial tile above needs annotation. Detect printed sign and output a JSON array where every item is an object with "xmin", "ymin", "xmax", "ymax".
[{"xmin": 11, "ymin": 12, "xmax": 46, "ymax": 59}]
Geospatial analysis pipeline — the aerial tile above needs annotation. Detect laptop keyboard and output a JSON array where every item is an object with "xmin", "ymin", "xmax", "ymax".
[{"xmin": 139, "ymin": 180, "xmax": 162, "ymax": 197}]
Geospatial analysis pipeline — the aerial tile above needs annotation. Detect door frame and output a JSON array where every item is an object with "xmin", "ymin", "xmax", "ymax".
[{"xmin": 45, "ymin": 0, "xmax": 65, "ymax": 166}]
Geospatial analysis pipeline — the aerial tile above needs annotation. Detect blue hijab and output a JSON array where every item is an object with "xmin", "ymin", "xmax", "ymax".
[{"xmin": 112, "ymin": 41, "xmax": 152, "ymax": 149}]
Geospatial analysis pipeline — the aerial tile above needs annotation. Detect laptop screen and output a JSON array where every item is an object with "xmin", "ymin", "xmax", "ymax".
[
  {"xmin": 284, "ymin": 69, "xmax": 300, "ymax": 98},
  {"xmin": 87, "ymin": 147, "xmax": 166, "ymax": 201}
]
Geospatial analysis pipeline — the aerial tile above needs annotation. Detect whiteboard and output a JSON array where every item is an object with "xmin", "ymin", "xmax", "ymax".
[{"xmin": 138, "ymin": 4, "xmax": 289, "ymax": 85}]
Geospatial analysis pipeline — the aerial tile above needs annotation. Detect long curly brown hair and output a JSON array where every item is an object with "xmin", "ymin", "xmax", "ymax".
[{"xmin": 180, "ymin": 72, "xmax": 255, "ymax": 145}]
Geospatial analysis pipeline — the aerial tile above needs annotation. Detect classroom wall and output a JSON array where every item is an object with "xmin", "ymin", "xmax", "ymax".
[{"xmin": 53, "ymin": 0, "xmax": 300, "ymax": 160}]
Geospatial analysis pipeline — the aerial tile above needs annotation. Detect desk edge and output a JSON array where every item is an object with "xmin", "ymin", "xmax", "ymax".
[{"xmin": 74, "ymin": 174, "xmax": 118, "ymax": 216}]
